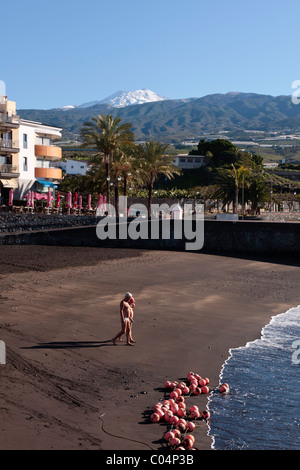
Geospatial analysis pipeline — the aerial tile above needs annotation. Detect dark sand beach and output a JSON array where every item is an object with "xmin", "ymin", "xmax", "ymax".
[{"xmin": 0, "ymin": 245, "xmax": 299, "ymax": 450}]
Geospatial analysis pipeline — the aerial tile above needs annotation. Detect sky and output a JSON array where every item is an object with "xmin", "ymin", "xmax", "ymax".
[{"xmin": 1, "ymin": 0, "xmax": 300, "ymax": 109}]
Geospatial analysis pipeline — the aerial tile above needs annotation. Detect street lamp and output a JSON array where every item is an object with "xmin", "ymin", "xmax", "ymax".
[{"xmin": 270, "ymin": 177, "xmax": 273, "ymax": 218}]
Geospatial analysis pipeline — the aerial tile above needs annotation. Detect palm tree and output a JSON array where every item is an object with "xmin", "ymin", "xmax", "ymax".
[
  {"xmin": 80, "ymin": 114, "xmax": 134, "ymax": 205},
  {"xmin": 136, "ymin": 140, "xmax": 181, "ymax": 217},
  {"xmin": 213, "ymin": 164, "xmax": 250, "ymax": 213},
  {"xmin": 247, "ymin": 173, "xmax": 270, "ymax": 213}
]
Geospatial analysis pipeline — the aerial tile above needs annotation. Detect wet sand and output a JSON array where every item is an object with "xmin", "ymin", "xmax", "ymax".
[{"xmin": 0, "ymin": 245, "xmax": 299, "ymax": 450}]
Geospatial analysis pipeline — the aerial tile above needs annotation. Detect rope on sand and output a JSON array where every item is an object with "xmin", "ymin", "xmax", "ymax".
[{"xmin": 99, "ymin": 414, "xmax": 155, "ymax": 450}]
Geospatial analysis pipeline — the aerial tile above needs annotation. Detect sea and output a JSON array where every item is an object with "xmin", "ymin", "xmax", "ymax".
[{"xmin": 207, "ymin": 305, "xmax": 300, "ymax": 450}]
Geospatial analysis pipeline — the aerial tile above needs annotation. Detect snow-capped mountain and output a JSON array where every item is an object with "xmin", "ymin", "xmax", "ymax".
[
  {"xmin": 95, "ymin": 89, "xmax": 168, "ymax": 108},
  {"xmin": 61, "ymin": 89, "xmax": 168, "ymax": 110}
]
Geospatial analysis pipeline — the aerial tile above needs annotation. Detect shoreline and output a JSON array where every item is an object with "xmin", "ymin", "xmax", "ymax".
[{"xmin": 0, "ymin": 246, "xmax": 299, "ymax": 450}]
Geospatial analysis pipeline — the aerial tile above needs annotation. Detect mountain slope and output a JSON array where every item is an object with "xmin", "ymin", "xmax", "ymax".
[{"xmin": 18, "ymin": 92, "xmax": 300, "ymax": 142}]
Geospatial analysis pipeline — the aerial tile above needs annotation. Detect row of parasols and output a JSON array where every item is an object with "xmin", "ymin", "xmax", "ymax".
[{"xmin": 7, "ymin": 189, "xmax": 107, "ymax": 210}]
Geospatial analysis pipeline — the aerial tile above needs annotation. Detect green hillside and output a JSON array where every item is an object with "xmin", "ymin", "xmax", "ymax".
[{"xmin": 18, "ymin": 92, "xmax": 300, "ymax": 143}]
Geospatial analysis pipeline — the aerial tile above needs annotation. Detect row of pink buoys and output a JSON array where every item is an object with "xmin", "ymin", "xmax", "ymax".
[{"xmin": 149, "ymin": 371, "xmax": 225, "ymax": 450}]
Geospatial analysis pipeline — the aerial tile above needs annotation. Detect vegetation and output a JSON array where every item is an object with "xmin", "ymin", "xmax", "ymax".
[
  {"xmin": 80, "ymin": 114, "xmax": 134, "ymax": 208},
  {"xmin": 58, "ymin": 119, "xmax": 299, "ymax": 215},
  {"xmin": 135, "ymin": 141, "xmax": 181, "ymax": 216}
]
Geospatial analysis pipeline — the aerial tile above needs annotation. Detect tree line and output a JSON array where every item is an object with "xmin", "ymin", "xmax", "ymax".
[{"xmin": 59, "ymin": 117, "xmax": 300, "ymax": 215}]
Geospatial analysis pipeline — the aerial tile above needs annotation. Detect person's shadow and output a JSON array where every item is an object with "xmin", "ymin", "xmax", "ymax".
[{"xmin": 21, "ymin": 340, "xmax": 113, "ymax": 350}]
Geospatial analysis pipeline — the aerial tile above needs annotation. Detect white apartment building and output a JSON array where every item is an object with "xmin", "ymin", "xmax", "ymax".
[
  {"xmin": 18, "ymin": 119, "xmax": 62, "ymax": 199},
  {"xmin": 0, "ymin": 95, "xmax": 63, "ymax": 203},
  {"xmin": 0, "ymin": 96, "xmax": 20, "ymax": 201}
]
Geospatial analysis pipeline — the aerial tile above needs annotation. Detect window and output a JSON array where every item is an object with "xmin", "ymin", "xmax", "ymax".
[
  {"xmin": 36, "ymin": 136, "xmax": 52, "ymax": 146},
  {"xmin": 23, "ymin": 134, "xmax": 28, "ymax": 149},
  {"xmin": 188, "ymin": 158, "xmax": 193, "ymax": 163},
  {"xmin": 23, "ymin": 157, "xmax": 28, "ymax": 171},
  {"xmin": 180, "ymin": 158, "xmax": 186, "ymax": 163}
]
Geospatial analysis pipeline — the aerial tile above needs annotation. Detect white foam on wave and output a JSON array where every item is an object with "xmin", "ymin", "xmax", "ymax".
[{"xmin": 207, "ymin": 305, "xmax": 300, "ymax": 449}]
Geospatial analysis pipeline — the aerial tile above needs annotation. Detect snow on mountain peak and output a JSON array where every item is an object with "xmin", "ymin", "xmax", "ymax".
[
  {"xmin": 102, "ymin": 89, "xmax": 168, "ymax": 107},
  {"xmin": 72, "ymin": 89, "xmax": 168, "ymax": 109}
]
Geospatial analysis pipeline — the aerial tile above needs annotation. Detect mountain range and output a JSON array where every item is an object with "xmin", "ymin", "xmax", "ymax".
[{"xmin": 18, "ymin": 90, "xmax": 300, "ymax": 143}]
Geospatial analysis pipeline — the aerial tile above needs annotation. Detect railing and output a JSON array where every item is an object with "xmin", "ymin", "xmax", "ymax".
[
  {"xmin": 0, "ymin": 112, "xmax": 20, "ymax": 125},
  {"xmin": 0, "ymin": 164, "xmax": 18, "ymax": 174},
  {"xmin": 0, "ymin": 138, "xmax": 19, "ymax": 149}
]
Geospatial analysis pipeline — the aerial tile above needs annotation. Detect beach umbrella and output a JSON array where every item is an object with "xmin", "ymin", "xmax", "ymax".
[
  {"xmin": 87, "ymin": 194, "xmax": 92, "ymax": 210},
  {"xmin": 66, "ymin": 192, "xmax": 72, "ymax": 209},
  {"xmin": 56, "ymin": 192, "xmax": 61, "ymax": 208},
  {"xmin": 8, "ymin": 188, "xmax": 14, "ymax": 206},
  {"xmin": 47, "ymin": 190, "xmax": 52, "ymax": 208},
  {"xmin": 97, "ymin": 193, "xmax": 103, "ymax": 207},
  {"xmin": 74, "ymin": 192, "xmax": 78, "ymax": 208},
  {"xmin": 31, "ymin": 191, "xmax": 35, "ymax": 208},
  {"xmin": 26, "ymin": 190, "xmax": 31, "ymax": 207},
  {"xmin": 104, "ymin": 195, "xmax": 107, "ymax": 212},
  {"xmin": 79, "ymin": 195, "xmax": 82, "ymax": 210}
]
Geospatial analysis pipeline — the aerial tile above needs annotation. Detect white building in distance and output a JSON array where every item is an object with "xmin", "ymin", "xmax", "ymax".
[
  {"xmin": 172, "ymin": 154, "xmax": 205, "ymax": 169},
  {"xmin": 53, "ymin": 159, "xmax": 89, "ymax": 176}
]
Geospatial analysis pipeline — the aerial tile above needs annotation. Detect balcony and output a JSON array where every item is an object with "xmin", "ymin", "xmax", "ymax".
[
  {"xmin": 0, "ymin": 112, "xmax": 20, "ymax": 129},
  {"xmin": 0, "ymin": 138, "xmax": 20, "ymax": 153},
  {"xmin": 35, "ymin": 167, "xmax": 62, "ymax": 180},
  {"xmin": 0, "ymin": 164, "xmax": 20, "ymax": 178},
  {"xmin": 35, "ymin": 145, "xmax": 62, "ymax": 160}
]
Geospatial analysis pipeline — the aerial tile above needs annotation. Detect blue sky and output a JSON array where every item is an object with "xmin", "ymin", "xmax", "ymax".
[{"xmin": 1, "ymin": 0, "xmax": 299, "ymax": 109}]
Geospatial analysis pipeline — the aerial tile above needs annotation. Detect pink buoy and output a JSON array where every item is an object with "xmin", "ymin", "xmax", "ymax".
[
  {"xmin": 169, "ymin": 415, "xmax": 179, "ymax": 426},
  {"xmin": 176, "ymin": 418, "xmax": 187, "ymax": 432},
  {"xmin": 153, "ymin": 404, "xmax": 162, "ymax": 412},
  {"xmin": 187, "ymin": 421, "xmax": 195, "ymax": 432},
  {"xmin": 189, "ymin": 383, "xmax": 197, "ymax": 392},
  {"xmin": 202, "ymin": 410, "xmax": 211, "ymax": 420},
  {"xmin": 190, "ymin": 405, "xmax": 199, "ymax": 413},
  {"xmin": 204, "ymin": 377, "xmax": 210, "ymax": 384},
  {"xmin": 150, "ymin": 413, "xmax": 160, "ymax": 423},
  {"xmin": 193, "ymin": 387, "xmax": 202, "ymax": 396},
  {"xmin": 173, "ymin": 429, "xmax": 181, "ymax": 439},
  {"xmin": 183, "ymin": 434, "xmax": 195, "ymax": 449},
  {"xmin": 170, "ymin": 437, "xmax": 181, "ymax": 447},
  {"xmin": 190, "ymin": 409, "xmax": 200, "ymax": 419},
  {"xmin": 164, "ymin": 431, "xmax": 175, "ymax": 442},
  {"xmin": 178, "ymin": 382, "xmax": 186, "ymax": 390},
  {"xmin": 164, "ymin": 410, "xmax": 174, "ymax": 423},
  {"xmin": 156, "ymin": 408, "xmax": 165, "ymax": 419},
  {"xmin": 176, "ymin": 395, "xmax": 185, "ymax": 404},
  {"xmin": 171, "ymin": 403, "xmax": 179, "ymax": 414},
  {"xmin": 170, "ymin": 390, "xmax": 179, "ymax": 400},
  {"xmin": 164, "ymin": 381, "xmax": 172, "ymax": 389},
  {"xmin": 219, "ymin": 384, "xmax": 229, "ymax": 393},
  {"xmin": 201, "ymin": 385, "xmax": 210, "ymax": 394},
  {"xmin": 198, "ymin": 378, "xmax": 206, "ymax": 387},
  {"xmin": 182, "ymin": 386, "xmax": 190, "ymax": 395},
  {"xmin": 177, "ymin": 407, "xmax": 186, "ymax": 418}
]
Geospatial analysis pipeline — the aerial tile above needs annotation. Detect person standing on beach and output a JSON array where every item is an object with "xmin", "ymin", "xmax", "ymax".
[{"xmin": 112, "ymin": 292, "xmax": 135, "ymax": 346}]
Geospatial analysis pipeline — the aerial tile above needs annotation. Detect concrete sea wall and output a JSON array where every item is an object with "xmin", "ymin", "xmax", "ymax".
[{"xmin": 0, "ymin": 219, "xmax": 299, "ymax": 255}]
